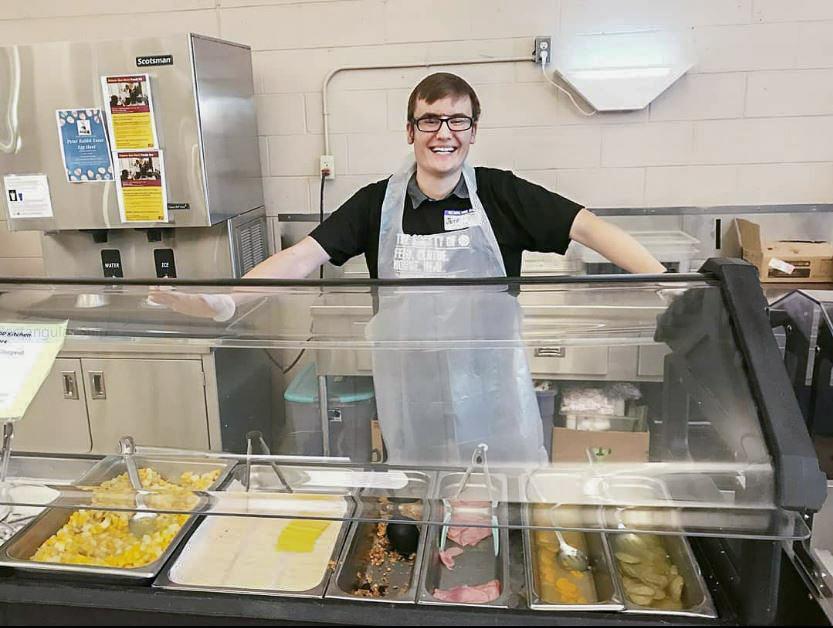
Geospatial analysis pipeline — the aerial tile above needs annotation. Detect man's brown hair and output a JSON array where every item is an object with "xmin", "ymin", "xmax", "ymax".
[{"xmin": 407, "ymin": 72, "xmax": 481, "ymax": 122}]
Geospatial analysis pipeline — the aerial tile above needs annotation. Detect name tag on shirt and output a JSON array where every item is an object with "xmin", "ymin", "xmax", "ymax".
[{"xmin": 443, "ymin": 209, "xmax": 481, "ymax": 231}]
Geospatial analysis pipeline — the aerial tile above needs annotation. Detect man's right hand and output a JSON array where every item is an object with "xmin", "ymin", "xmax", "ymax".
[
  {"xmin": 148, "ymin": 289, "xmax": 236, "ymax": 321},
  {"xmin": 145, "ymin": 236, "xmax": 331, "ymax": 320}
]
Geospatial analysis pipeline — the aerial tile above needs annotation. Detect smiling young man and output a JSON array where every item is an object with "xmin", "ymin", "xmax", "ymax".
[
  {"xmin": 239, "ymin": 72, "xmax": 664, "ymax": 280},
  {"xmin": 296, "ymin": 73, "xmax": 664, "ymax": 466},
  {"xmin": 153, "ymin": 73, "xmax": 666, "ymax": 465}
]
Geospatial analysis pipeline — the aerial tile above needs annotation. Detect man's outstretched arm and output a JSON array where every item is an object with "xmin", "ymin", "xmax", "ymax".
[
  {"xmin": 244, "ymin": 236, "xmax": 330, "ymax": 279},
  {"xmin": 569, "ymin": 209, "xmax": 667, "ymax": 274},
  {"xmin": 149, "ymin": 237, "xmax": 331, "ymax": 319}
]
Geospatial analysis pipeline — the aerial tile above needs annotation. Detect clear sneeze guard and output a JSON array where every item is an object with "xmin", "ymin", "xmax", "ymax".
[{"xmin": 0, "ymin": 263, "xmax": 824, "ymax": 616}]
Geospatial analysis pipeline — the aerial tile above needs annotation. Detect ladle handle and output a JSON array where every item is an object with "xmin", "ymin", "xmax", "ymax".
[{"xmin": 118, "ymin": 436, "xmax": 143, "ymax": 491}]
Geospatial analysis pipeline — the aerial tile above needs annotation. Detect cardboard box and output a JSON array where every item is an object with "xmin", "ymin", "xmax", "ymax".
[
  {"xmin": 733, "ymin": 218, "xmax": 833, "ymax": 283},
  {"xmin": 551, "ymin": 427, "xmax": 649, "ymax": 463}
]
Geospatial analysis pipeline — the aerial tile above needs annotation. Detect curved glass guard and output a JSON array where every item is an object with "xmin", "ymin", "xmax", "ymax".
[{"xmin": 0, "ymin": 277, "xmax": 810, "ymax": 542}]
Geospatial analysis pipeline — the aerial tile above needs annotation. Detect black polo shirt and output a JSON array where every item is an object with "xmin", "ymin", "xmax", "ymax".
[{"xmin": 310, "ymin": 167, "xmax": 583, "ymax": 278}]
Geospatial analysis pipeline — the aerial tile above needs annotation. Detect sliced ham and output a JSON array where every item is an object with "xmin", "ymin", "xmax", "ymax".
[
  {"xmin": 447, "ymin": 524, "xmax": 492, "ymax": 547},
  {"xmin": 432, "ymin": 579, "xmax": 501, "ymax": 604},
  {"xmin": 451, "ymin": 500, "xmax": 491, "ymax": 510},
  {"xmin": 447, "ymin": 500, "xmax": 494, "ymax": 547},
  {"xmin": 438, "ymin": 546, "xmax": 464, "ymax": 569}
]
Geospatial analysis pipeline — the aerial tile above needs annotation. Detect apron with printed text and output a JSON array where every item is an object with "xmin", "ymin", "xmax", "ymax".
[{"xmin": 365, "ymin": 156, "xmax": 546, "ymax": 467}]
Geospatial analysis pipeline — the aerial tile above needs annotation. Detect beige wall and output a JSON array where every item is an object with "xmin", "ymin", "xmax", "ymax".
[{"xmin": 2, "ymin": 0, "xmax": 833, "ymax": 275}]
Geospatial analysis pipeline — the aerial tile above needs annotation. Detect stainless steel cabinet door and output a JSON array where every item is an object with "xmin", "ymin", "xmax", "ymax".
[
  {"xmin": 637, "ymin": 344, "xmax": 671, "ymax": 377},
  {"xmin": 83, "ymin": 358, "xmax": 209, "ymax": 453},
  {"xmin": 14, "ymin": 358, "xmax": 92, "ymax": 454}
]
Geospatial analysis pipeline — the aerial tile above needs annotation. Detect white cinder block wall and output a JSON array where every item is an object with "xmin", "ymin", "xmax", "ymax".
[{"xmin": 2, "ymin": 0, "xmax": 833, "ymax": 276}]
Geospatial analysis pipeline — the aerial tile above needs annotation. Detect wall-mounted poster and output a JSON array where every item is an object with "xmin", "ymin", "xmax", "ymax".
[
  {"xmin": 56, "ymin": 108, "xmax": 113, "ymax": 182},
  {"xmin": 3, "ymin": 174, "xmax": 54, "ymax": 219},
  {"xmin": 101, "ymin": 74, "xmax": 159, "ymax": 149},
  {"xmin": 113, "ymin": 149, "xmax": 168, "ymax": 223}
]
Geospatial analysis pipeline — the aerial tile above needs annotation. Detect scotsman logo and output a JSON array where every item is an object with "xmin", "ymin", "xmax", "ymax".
[{"xmin": 136, "ymin": 55, "xmax": 173, "ymax": 67}]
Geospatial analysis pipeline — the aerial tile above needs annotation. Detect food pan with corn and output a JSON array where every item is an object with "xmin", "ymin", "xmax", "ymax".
[
  {"xmin": 0, "ymin": 456, "xmax": 232, "ymax": 580},
  {"xmin": 523, "ymin": 504, "xmax": 623, "ymax": 611}
]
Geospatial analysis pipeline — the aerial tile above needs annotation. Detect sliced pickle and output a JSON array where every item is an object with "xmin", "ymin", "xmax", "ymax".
[
  {"xmin": 615, "ymin": 551, "xmax": 641, "ymax": 564},
  {"xmin": 629, "ymin": 593, "xmax": 654, "ymax": 606},
  {"xmin": 613, "ymin": 534, "xmax": 687, "ymax": 610},
  {"xmin": 670, "ymin": 574, "xmax": 685, "ymax": 603}
]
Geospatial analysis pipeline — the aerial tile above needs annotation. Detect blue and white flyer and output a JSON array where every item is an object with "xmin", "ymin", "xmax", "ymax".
[{"xmin": 56, "ymin": 108, "xmax": 113, "ymax": 182}]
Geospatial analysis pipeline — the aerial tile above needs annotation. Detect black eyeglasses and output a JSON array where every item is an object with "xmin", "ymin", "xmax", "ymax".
[{"xmin": 411, "ymin": 115, "xmax": 474, "ymax": 132}]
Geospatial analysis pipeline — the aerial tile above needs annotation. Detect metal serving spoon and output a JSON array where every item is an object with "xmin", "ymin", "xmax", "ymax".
[
  {"xmin": 548, "ymin": 503, "xmax": 590, "ymax": 572},
  {"xmin": 554, "ymin": 528, "xmax": 590, "ymax": 572},
  {"xmin": 119, "ymin": 436, "xmax": 159, "ymax": 538}
]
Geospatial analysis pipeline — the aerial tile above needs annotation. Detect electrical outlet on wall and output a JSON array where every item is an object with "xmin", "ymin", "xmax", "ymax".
[
  {"xmin": 534, "ymin": 36, "xmax": 552, "ymax": 65},
  {"xmin": 320, "ymin": 155, "xmax": 335, "ymax": 180}
]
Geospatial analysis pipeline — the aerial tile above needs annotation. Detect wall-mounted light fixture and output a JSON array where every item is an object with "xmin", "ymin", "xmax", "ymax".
[{"xmin": 548, "ymin": 30, "xmax": 695, "ymax": 111}]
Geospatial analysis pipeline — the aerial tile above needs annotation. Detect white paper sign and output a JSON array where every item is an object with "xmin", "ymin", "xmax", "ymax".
[
  {"xmin": 0, "ymin": 322, "xmax": 68, "ymax": 421},
  {"xmin": 3, "ymin": 175, "xmax": 54, "ymax": 219},
  {"xmin": 443, "ymin": 209, "xmax": 481, "ymax": 231},
  {"xmin": 768, "ymin": 257, "xmax": 796, "ymax": 275}
]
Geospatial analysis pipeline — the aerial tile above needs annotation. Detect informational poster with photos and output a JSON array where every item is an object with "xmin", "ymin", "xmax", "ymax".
[
  {"xmin": 113, "ymin": 149, "xmax": 168, "ymax": 223},
  {"xmin": 101, "ymin": 74, "xmax": 159, "ymax": 149},
  {"xmin": 56, "ymin": 108, "xmax": 113, "ymax": 182}
]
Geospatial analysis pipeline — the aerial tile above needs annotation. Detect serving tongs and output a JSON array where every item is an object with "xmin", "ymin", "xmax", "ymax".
[
  {"xmin": 439, "ymin": 443, "xmax": 499, "ymax": 556},
  {"xmin": 243, "ymin": 430, "xmax": 293, "ymax": 493}
]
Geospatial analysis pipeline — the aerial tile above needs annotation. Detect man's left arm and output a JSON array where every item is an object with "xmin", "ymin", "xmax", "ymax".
[{"xmin": 569, "ymin": 209, "xmax": 666, "ymax": 274}]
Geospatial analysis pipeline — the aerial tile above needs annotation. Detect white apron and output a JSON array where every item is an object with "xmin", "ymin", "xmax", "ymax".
[{"xmin": 365, "ymin": 156, "xmax": 546, "ymax": 467}]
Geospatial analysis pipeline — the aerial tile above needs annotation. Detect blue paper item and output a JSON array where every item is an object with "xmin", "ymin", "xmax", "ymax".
[{"xmin": 56, "ymin": 109, "xmax": 114, "ymax": 182}]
